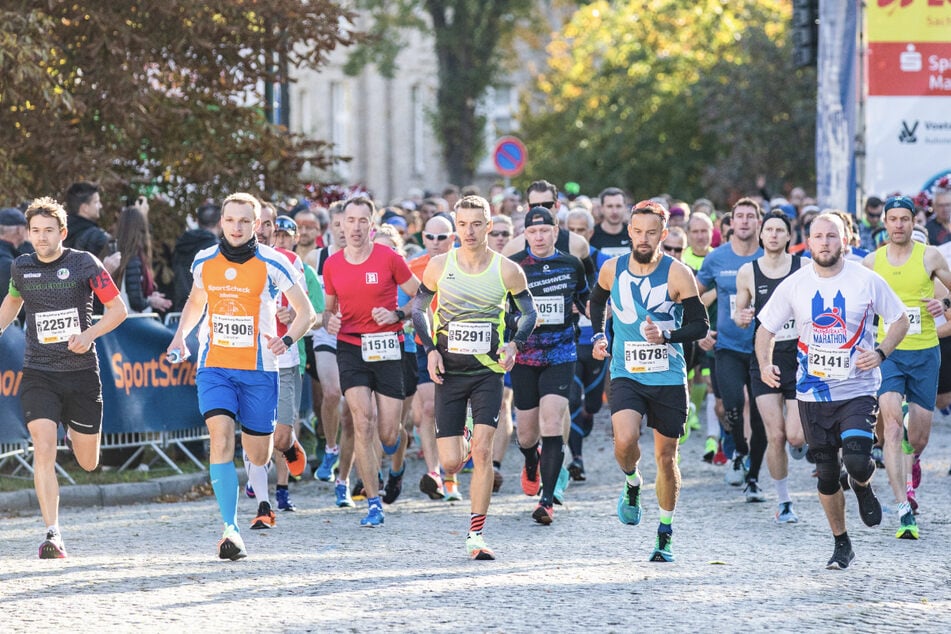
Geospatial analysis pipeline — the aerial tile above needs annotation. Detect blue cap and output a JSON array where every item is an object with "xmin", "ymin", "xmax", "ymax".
[
  {"xmin": 384, "ymin": 216, "xmax": 408, "ymax": 231},
  {"xmin": 0, "ymin": 208, "xmax": 26, "ymax": 226},
  {"xmin": 884, "ymin": 195, "xmax": 915, "ymax": 214},
  {"xmin": 778, "ymin": 203, "xmax": 797, "ymax": 219}
]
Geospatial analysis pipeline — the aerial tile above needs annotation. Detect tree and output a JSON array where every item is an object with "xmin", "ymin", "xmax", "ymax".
[
  {"xmin": 345, "ymin": 1, "xmax": 529, "ymax": 186},
  {"xmin": 519, "ymin": 0, "xmax": 817, "ymax": 205},
  {"xmin": 0, "ymin": 2, "xmax": 355, "ymax": 226}
]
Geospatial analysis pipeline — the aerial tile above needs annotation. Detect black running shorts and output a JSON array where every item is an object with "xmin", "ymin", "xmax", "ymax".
[
  {"xmin": 20, "ymin": 367, "xmax": 103, "ymax": 435},
  {"xmin": 434, "ymin": 372, "xmax": 504, "ymax": 438},
  {"xmin": 608, "ymin": 377, "xmax": 688, "ymax": 439},
  {"xmin": 336, "ymin": 340, "xmax": 404, "ymax": 400},
  {"xmin": 511, "ymin": 361, "xmax": 575, "ymax": 411}
]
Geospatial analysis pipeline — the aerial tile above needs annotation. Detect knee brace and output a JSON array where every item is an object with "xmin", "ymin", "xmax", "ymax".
[
  {"xmin": 811, "ymin": 446, "xmax": 842, "ymax": 495},
  {"xmin": 381, "ymin": 431, "xmax": 402, "ymax": 456},
  {"xmin": 841, "ymin": 431, "xmax": 875, "ymax": 484},
  {"xmin": 722, "ymin": 407, "xmax": 742, "ymax": 435}
]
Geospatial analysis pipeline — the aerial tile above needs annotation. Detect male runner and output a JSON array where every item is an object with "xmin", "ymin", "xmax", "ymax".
[
  {"xmin": 757, "ymin": 212, "xmax": 907, "ymax": 569},
  {"xmin": 168, "ymin": 192, "xmax": 316, "ymax": 560},
  {"xmin": 590, "ymin": 200, "xmax": 708, "ymax": 563},
  {"xmin": 863, "ymin": 195, "xmax": 951, "ymax": 538},
  {"xmin": 323, "ymin": 196, "xmax": 419, "ymax": 527},
  {"xmin": 509, "ymin": 206, "xmax": 589, "ymax": 524},
  {"xmin": 0, "ymin": 197, "xmax": 127, "ymax": 558},
  {"xmin": 590, "ymin": 187, "xmax": 630, "ymax": 257},
  {"xmin": 734, "ymin": 211, "xmax": 807, "ymax": 518},
  {"xmin": 412, "ymin": 195, "xmax": 535, "ymax": 560}
]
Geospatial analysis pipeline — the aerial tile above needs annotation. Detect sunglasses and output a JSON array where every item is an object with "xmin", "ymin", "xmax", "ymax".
[
  {"xmin": 489, "ymin": 231, "xmax": 511, "ymax": 238},
  {"xmin": 663, "ymin": 245, "xmax": 684, "ymax": 253},
  {"xmin": 532, "ymin": 201, "xmax": 556, "ymax": 209},
  {"xmin": 424, "ymin": 232, "xmax": 451, "ymax": 241}
]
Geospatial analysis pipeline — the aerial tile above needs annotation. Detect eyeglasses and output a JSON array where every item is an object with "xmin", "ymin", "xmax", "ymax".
[
  {"xmin": 532, "ymin": 201, "xmax": 556, "ymax": 209},
  {"xmin": 489, "ymin": 231, "xmax": 511, "ymax": 238},
  {"xmin": 663, "ymin": 245, "xmax": 684, "ymax": 253},
  {"xmin": 424, "ymin": 232, "xmax": 451, "ymax": 241}
]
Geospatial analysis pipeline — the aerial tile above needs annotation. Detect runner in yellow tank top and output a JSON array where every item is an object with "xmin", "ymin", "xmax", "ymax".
[{"xmin": 862, "ymin": 196, "xmax": 951, "ymax": 539}]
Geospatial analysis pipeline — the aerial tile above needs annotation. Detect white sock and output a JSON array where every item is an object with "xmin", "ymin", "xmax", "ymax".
[
  {"xmin": 705, "ymin": 395, "xmax": 720, "ymax": 438},
  {"xmin": 774, "ymin": 477, "xmax": 790, "ymax": 504},
  {"xmin": 247, "ymin": 461, "xmax": 271, "ymax": 505}
]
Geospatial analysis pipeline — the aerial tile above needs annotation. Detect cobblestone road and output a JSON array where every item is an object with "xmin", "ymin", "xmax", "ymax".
[{"xmin": 4, "ymin": 410, "xmax": 951, "ymax": 632}]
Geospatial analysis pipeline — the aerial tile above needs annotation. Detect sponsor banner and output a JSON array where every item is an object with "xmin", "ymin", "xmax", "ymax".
[
  {"xmin": 864, "ymin": 97, "xmax": 951, "ymax": 196},
  {"xmin": 867, "ymin": 1, "xmax": 951, "ymax": 43},
  {"xmin": 868, "ymin": 42, "xmax": 951, "ymax": 96},
  {"xmin": 0, "ymin": 326, "xmax": 28, "ymax": 443}
]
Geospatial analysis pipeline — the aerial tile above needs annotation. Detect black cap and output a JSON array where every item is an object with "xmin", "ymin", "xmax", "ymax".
[
  {"xmin": 525, "ymin": 206, "xmax": 556, "ymax": 227},
  {"xmin": 0, "ymin": 208, "xmax": 26, "ymax": 226}
]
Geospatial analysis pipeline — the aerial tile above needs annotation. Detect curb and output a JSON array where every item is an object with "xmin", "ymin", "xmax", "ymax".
[{"xmin": 0, "ymin": 472, "xmax": 211, "ymax": 514}]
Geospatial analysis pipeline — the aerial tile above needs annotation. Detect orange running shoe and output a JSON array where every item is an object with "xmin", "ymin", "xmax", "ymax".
[
  {"xmin": 250, "ymin": 501, "xmax": 276, "ymax": 530},
  {"xmin": 532, "ymin": 503, "xmax": 554, "ymax": 525},
  {"xmin": 520, "ymin": 465, "xmax": 541, "ymax": 496},
  {"xmin": 283, "ymin": 439, "xmax": 307, "ymax": 478}
]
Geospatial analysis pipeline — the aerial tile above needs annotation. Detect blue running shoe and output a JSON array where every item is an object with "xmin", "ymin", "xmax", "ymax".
[
  {"xmin": 617, "ymin": 481, "xmax": 642, "ymax": 525},
  {"xmin": 335, "ymin": 483, "xmax": 355, "ymax": 508},
  {"xmin": 650, "ymin": 530, "xmax": 674, "ymax": 562},
  {"xmin": 276, "ymin": 488, "xmax": 297, "ymax": 512},
  {"xmin": 553, "ymin": 466, "xmax": 570, "ymax": 505},
  {"xmin": 360, "ymin": 504, "xmax": 384, "ymax": 527},
  {"xmin": 788, "ymin": 443, "xmax": 808, "ymax": 461},
  {"xmin": 315, "ymin": 451, "xmax": 339, "ymax": 482}
]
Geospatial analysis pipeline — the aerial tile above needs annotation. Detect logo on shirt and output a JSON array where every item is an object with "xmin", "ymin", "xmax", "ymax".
[
  {"xmin": 542, "ymin": 264, "xmax": 550, "ymax": 272},
  {"xmin": 811, "ymin": 290, "xmax": 847, "ymax": 344},
  {"xmin": 366, "ymin": 272, "xmax": 378, "ymax": 284},
  {"xmin": 23, "ymin": 273, "xmax": 41, "ymax": 279},
  {"xmin": 56, "ymin": 268, "xmax": 69, "ymax": 280},
  {"xmin": 445, "ymin": 272, "xmax": 455, "ymax": 281},
  {"xmin": 225, "ymin": 267, "xmax": 238, "ymax": 281}
]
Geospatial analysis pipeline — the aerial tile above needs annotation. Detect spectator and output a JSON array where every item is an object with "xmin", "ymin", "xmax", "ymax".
[
  {"xmin": 113, "ymin": 206, "xmax": 172, "ymax": 313},
  {"xmin": 859, "ymin": 196, "xmax": 884, "ymax": 251},
  {"xmin": 63, "ymin": 181, "xmax": 119, "ymax": 273},
  {"xmin": 172, "ymin": 202, "xmax": 221, "ymax": 311},
  {"xmin": 0, "ymin": 207, "xmax": 27, "ymax": 302}
]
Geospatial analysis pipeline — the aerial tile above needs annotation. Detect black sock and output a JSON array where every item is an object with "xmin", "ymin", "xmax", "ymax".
[
  {"xmin": 539, "ymin": 436, "xmax": 564, "ymax": 507},
  {"xmin": 520, "ymin": 442, "xmax": 540, "ymax": 479},
  {"xmin": 834, "ymin": 531, "xmax": 850, "ymax": 547},
  {"xmin": 492, "ymin": 460, "xmax": 501, "ymax": 470},
  {"xmin": 567, "ymin": 428, "xmax": 583, "ymax": 459},
  {"xmin": 277, "ymin": 484, "xmax": 288, "ymax": 492}
]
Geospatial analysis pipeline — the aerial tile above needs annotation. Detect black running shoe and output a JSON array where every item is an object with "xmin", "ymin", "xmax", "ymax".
[
  {"xmin": 567, "ymin": 457, "xmax": 586, "ymax": 482},
  {"xmin": 849, "ymin": 476, "xmax": 881, "ymax": 527},
  {"xmin": 826, "ymin": 540, "xmax": 855, "ymax": 570},
  {"xmin": 381, "ymin": 471, "xmax": 404, "ymax": 504}
]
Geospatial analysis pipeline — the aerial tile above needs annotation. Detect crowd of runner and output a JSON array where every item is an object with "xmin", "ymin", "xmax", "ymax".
[{"xmin": 2, "ymin": 176, "xmax": 951, "ymax": 570}]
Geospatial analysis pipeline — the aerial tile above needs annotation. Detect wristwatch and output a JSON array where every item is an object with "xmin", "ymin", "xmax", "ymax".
[
  {"xmin": 281, "ymin": 335, "xmax": 294, "ymax": 348},
  {"xmin": 662, "ymin": 329, "xmax": 672, "ymax": 344},
  {"xmin": 395, "ymin": 309, "xmax": 406, "ymax": 322},
  {"xmin": 942, "ymin": 297, "xmax": 951, "ymax": 311}
]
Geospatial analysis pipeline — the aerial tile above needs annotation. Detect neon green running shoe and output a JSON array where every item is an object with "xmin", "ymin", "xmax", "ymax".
[{"xmin": 650, "ymin": 530, "xmax": 674, "ymax": 562}]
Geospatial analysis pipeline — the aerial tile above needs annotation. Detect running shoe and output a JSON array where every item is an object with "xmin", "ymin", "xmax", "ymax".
[
  {"xmin": 419, "ymin": 472, "xmax": 445, "ymax": 500},
  {"xmin": 38, "ymin": 529, "xmax": 67, "ymax": 559},
  {"xmin": 650, "ymin": 530, "xmax": 674, "ymax": 562},
  {"xmin": 492, "ymin": 466, "xmax": 504, "ymax": 492},
  {"xmin": 250, "ymin": 501, "xmax": 276, "ymax": 529},
  {"xmin": 217, "ymin": 525, "xmax": 247, "ymax": 561},
  {"xmin": 744, "ymin": 479, "xmax": 767, "ymax": 503},
  {"xmin": 245, "ymin": 482, "xmax": 256, "ymax": 499},
  {"xmin": 788, "ymin": 443, "xmax": 808, "ymax": 460},
  {"xmin": 360, "ymin": 504, "xmax": 384, "ymax": 527},
  {"xmin": 466, "ymin": 533, "xmax": 496, "ymax": 561},
  {"xmin": 826, "ymin": 540, "xmax": 854, "ymax": 570},
  {"xmin": 532, "ymin": 503, "xmax": 554, "ymax": 525},
  {"xmin": 381, "ymin": 471, "xmax": 404, "ymax": 505},
  {"xmin": 282, "ymin": 439, "xmax": 307, "ymax": 478},
  {"xmin": 568, "ymin": 457, "xmax": 586, "ymax": 482},
  {"xmin": 703, "ymin": 437, "xmax": 717, "ymax": 464},
  {"xmin": 686, "ymin": 402, "xmax": 701, "ymax": 431},
  {"xmin": 276, "ymin": 488, "xmax": 297, "ymax": 512},
  {"xmin": 678, "ymin": 419, "xmax": 690, "ymax": 445},
  {"xmin": 725, "ymin": 454, "xmax": 747, "ymax": 486},
  {"xmin": 912, "ymin": 453, "xmax": 922, "ymax": 490},
  {"xmin": 351, "ymin": 479, "xmax": 366, "ymax": 500},
  {"xmin": 906, "ymin": 485, "xmax": 918, "ymax": 514},
  {"xmin": 775, "ymin": 501, "xmax": 799, "ymax": 524},
  {"xmin": 520, "ymin": 465, "xmax": 541, "ymax": 496},
  {"xmin": 712, "ymin": 443, "xmax": 728, "ymax": 466},
  {"xmin": 315, "ymin": 450, "xmax": 339, "ymax": 482},
  {"xmin": 871, "ymin": 445, "xmax": 885, "ymax": 469},
  {"xmin": 553, "ymin": 466, "xmax": 570, "ymax": 505},
  {"xmin": 335, "ymin": 482, "xmax": 355, "ymax": 508},
  {"xmin": 617, "ymin": 481, "xmax": 642, "ymax": 525},
  {"xmin": 896, "ymin": 505, "xmax": 919, "ymax": 540},
  {"xmin": 444, "ymin": 479, "xmax": 462, "ymax": 501},
  {"xmin": 461, "ymin": 457, "xmax": 475, "ymax": 473}
]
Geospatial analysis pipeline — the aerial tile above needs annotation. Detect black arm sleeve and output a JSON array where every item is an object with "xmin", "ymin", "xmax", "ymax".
[
  {"xmin": 581, "ymin": 253, "xmax": 595, "ymax": 281},
  {"xmin": 667, "ymin": 295, "xmax": 709, "ymax": 344},
  {"xmin": 511, "ymin": 289, "xmax": 537, "ymax": 345},
  {"xmin": 411, "ymin": 283, "xmax": 437, "ymax": 353},
  {"xmin": 573, "ymin": 259, "xmax": 590, "ymax": 314},
  {"xmin": 589, "ymin": 283, "xmax": 611, "ymax": 336}
]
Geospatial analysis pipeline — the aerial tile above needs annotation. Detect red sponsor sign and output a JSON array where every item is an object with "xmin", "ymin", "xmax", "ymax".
[{"xmin": 868, "ymin": 42, "xmax": 951, "ymax": 96}]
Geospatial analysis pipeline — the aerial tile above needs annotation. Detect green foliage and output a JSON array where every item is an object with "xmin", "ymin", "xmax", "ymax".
[
  {"xmin": 0, "ymin": 1, "xmax": 355, "ymax": 236},
  {"xmin": 520, "ymin": 0, "xmax": 816, "ymax": 205}
]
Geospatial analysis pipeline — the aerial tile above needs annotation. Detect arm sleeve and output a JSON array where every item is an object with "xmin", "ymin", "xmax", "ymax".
[
  {"xmin": 581, "ymin": 253, "xmax": 595, "ymax": 281},
  {"xmin": 589, "ymin": 283, "xmax": 611, "ymax": 335},
  {"xmin": 511, "ymin": 289, "xmax": 537, "ymax": 345},
  {"xmin": 667, "ymin": 295, "xmax": 709, "ymax": 344},
  {"xmin": 574, "ymin": 260, "xmax": 590, "ymax": 313},
  {"xmin": 411, "ymin": 283, "xmax": 437, "ymax": 353}
]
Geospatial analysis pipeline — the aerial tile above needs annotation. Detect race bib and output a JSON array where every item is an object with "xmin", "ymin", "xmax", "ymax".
[
  {"xmin": 776, "ymin": 318, "xmax": 798, "ymax": 342},
  {"xmin": 535, "ymin": 297, "xmax": 565, "ymax": 326},
  {"xmin": 623, "ymin": 341, "xmax": 669, "ymax": 373},
  {"xmin": 881, "ymin": 307, "xmax": 922, "ymax": 336},
  {"xmin": 807, "ymin": 345, "xmax": 851, "ymax": 381},
  {"xmin": 447, "ymin": 322, "xmax": 492, "ymax": 355},
  {"xmin": 35, "ymin": 308, "xmax": 81, "ymax": 344},
  {"xmin": 361, "ymin": 332, "xmax": 401, "ymax": 362},
  {"xmin": 212, "ymin": 314, "xmax": 255, "ymax": 348}
]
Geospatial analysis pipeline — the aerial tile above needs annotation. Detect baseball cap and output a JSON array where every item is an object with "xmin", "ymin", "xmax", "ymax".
[
  {"xmin": 669, "ymin": 206, "xmax": 686, "ymax": 217},
  {"xmin": 884, "ymin": 195, "xmax": 915, "ymax": 214},
  {"xmin": 274, "ymin": 215, "xmax": 297, "ymax": 235},
  {"xmin": 525, "ymin": 206, "xmax": 557, "ymax": 226},
  {"xmin": 0, "ymin": 208, "xmax": 26, "ymax": 226},
  {"xmin": 384, "ymin": 215, "xmax": 408, "ymax": 231},
  {"xmin": 778, "ymin": 203, "xmax": 797, "ymax": 219}
]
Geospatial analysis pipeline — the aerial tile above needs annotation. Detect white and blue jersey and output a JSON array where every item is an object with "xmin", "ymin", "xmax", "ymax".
[
  {"xmin": 697, "ymin": 243, "xmax": 763, "ymax": 354},
  {"xmin": 609, "ymin": 254, "xmax": 686, "ymax": 386}
]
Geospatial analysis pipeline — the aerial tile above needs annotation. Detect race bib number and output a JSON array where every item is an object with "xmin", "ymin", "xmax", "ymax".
[
  {"xmin": 807, "ymin": 346, "xmax": 851, "ymax": 381},
  {"xmin": 212, "ymin": 315, "xmax": 255, "ymax": 348},
  {"xmin": 881, "ymin": 307, "xmax": 922, "ymax": 337},
  {"xmin": 535, "ymin": 297, "xmax": 565, "ymax": 326},
  {"xmin": 35, "ymin": 308, "xmax": 81, "ymax": 344},
  {"xmin": 623, "ymin": 341, "xmax": 669, "ymax": 373},
  {"xmin": 776, "ymin": 318, "xmax": 798, "ymax": 342},
  {"xmin": 447, "ymin": 322, "xmax": 492, "ymax": 355},
  {"xmin": 361, "ymin": 332, "xmax": 401, "ymax": 362}
]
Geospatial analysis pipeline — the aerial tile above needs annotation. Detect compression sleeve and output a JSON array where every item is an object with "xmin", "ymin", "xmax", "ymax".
[
  {"xmin": 411, "ymin": 283, "xmax": 437, "ymax": 353},
  {"xmin": 667, "ymin": 295, "xmax": 709, "ymax": 344},
  {"xmin": 589, "ymin": 283, "xmax": 611, "ymax": 335},
  {"xmin": 582, "ymin": 254, "xmax": 595, "ymax": 281},
  {"xmin": 511, "ymin": 289, "xmax": 537, "ymax": 346}
]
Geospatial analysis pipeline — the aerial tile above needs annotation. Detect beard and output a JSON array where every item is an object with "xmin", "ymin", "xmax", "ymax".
[
  {"xmin": 813, "ymin": 246, "xmax": 843, "ymax": 268},
  {"xmin": 632, "ymin": 247, "xmax": 657, "ymax": 264}
]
